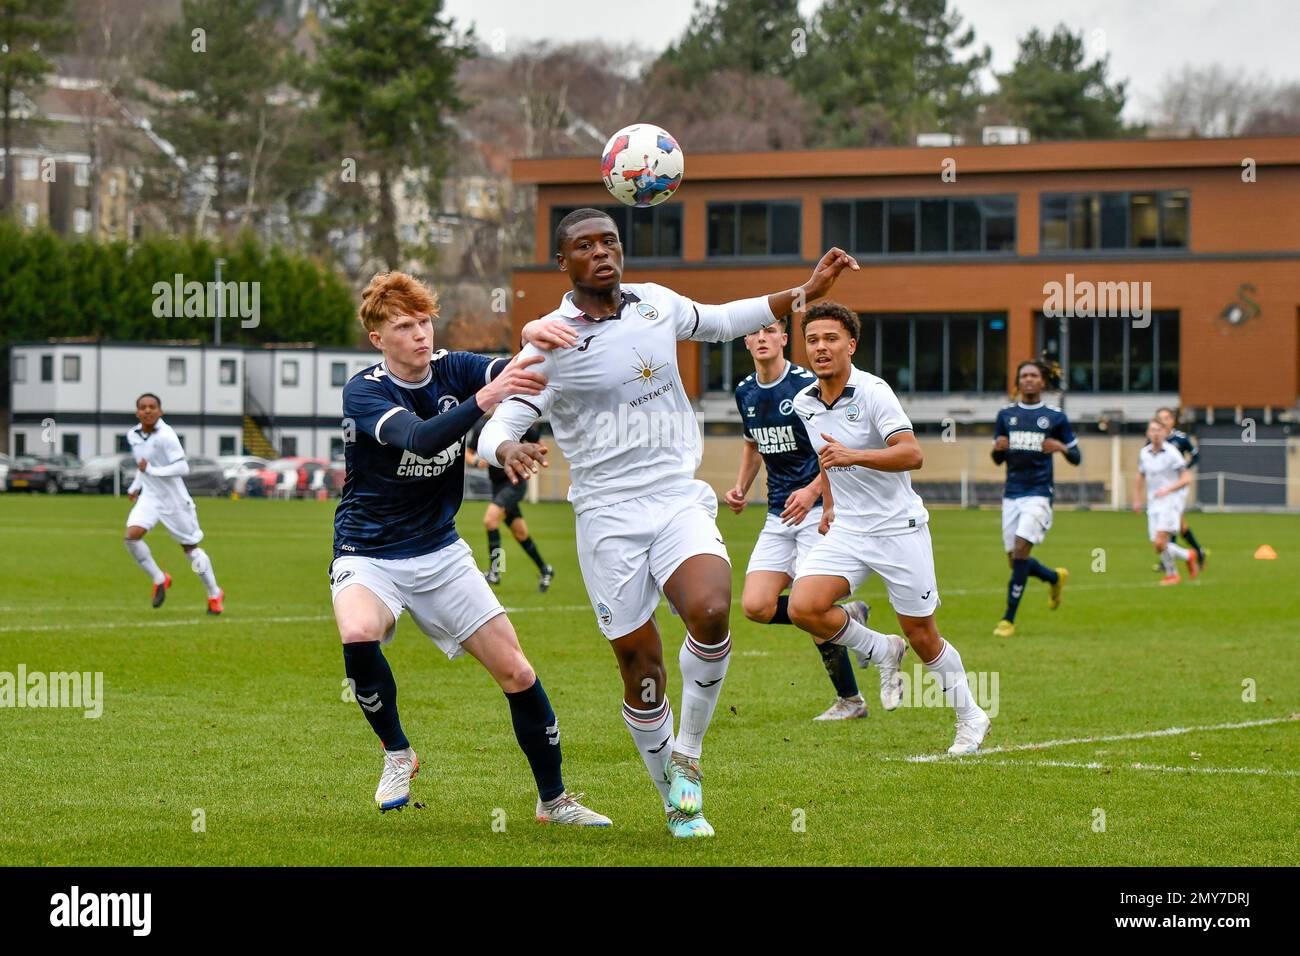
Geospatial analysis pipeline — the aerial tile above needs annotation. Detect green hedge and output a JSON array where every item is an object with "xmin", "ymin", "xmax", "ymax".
[{"xmin": 0, "ymin": 223, "xmax": 357, "ymax": 348}]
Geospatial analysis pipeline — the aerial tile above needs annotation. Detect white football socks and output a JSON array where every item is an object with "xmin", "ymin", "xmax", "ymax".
[
  {"xmin": 675, "ymin": 632, "xmax": 730, "ymax": 760},
  {"xmin": 830, "ymin": 610, "xmax": 893, "ymax": 664},
  {"xmin": 188, "ymin": 548, "xmax": 221, "ymax": 598},
  {"xmin": 622, "ymin": 699, "xmax": 674, "ymax": 808},
  {"xmin": 923, "ymin": 638, "xmax": 984, "ymax": 722},
  {"xmin": 1166, "ymin": 542, "xmax": 1190, "ymax": 563},
  {"xmin": 125, "ymin": 538, "xmax": 165, "ymax": 585},
  {"xmin": 1160, "ymin": 549, "xmax": 1177, "ymax": 574}
]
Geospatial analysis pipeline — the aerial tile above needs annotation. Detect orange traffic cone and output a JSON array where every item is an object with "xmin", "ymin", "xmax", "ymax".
[{"xmin": 1254, "ymin": 545, "xmax": 1277, "ymax": 560}]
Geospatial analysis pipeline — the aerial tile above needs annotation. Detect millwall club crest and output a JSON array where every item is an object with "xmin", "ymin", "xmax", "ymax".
[
  {"xmin": 438, "ymin": 395, "xmax": 459, "ymax": 414},
  {"xmin": 1009, "ymin": 416, "xmax": 1018, "ymax": 426},
  {"xmin": 1037, "ymin": 416, "xmax": 1050, "ymax": 429},
  {"xmin": 845, "ymin": 403, "xmax": 861, "ymax": 423},
  {"xmin": 779, "ymin": 398, "xmax": 794, "ymax": 416},
  {"xmin": 636, "ymin": 302, "xmax": 658, "ymax": 320}
]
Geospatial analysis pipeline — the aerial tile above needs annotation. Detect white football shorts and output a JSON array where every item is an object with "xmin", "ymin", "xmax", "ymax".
[
  {"xmin": 746, "ymin": 507, "xmax": 824, "ymax": 578},
  {"xmin": 329, "ymin": 538, "xmax": 505, "ymax": 660},
  {"xmin": 127, "ymin": 496, "xmax": 204, "ymax": 546},
  {"xmin": 1001, "ymin": 495, "xmax": 1053, "ymax": 552},
  {"xmin": 796, "ymin": 522, "xmax": 941, "ymax": 618},
  {"xmin": 1147, "ymin": 500, "xmax": 1184, "ymax": 540},
  {"xmin": 575, "ymin": 479, "xmax": 730, "ymax": 640}
]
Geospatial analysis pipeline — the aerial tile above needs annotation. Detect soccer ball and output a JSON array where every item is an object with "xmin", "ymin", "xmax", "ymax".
[{"xmin": 600, "ymin": 123, "xmax": 684, "ymax": 208}]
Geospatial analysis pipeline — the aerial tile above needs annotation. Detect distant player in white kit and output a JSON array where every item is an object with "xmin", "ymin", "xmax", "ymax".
[
  {"xmin": 1135, "ymin": 417, "xmax": 1200, "ymax": 585},
  {"xmin": 478, "ymin": 208, "xmax": 859, "ymax": 837},
  {"xmin": 123, "ymin": 393, "xmax": 224, "ymax": 614},
  {"xmin": 787, "ymin": 303, "xmax": 991, "ymax": 755}
]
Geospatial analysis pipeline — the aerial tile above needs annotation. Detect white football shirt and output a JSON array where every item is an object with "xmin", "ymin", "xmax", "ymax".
[
  {"xmin": 792, "ymin": 365, "xmax": 928, "ymax": 535},
  {"xmin": 1138, "ymin": 442, "xmax": 1187, "ymax": 505},
  {"xmin": 126, "ymin": 418, "xmax": 194, "ymax": 511},
  {"xmin": 479, "ymin": 282, "xmax": 775, "ymax": 513}
]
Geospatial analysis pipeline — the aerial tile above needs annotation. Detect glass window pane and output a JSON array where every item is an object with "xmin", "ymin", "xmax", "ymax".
[
  {"xmin": 920, "ymin": 200, "xmax": 948, "ymax": 253},
  {"xmin": 738, "ymin": 203, "xmax": 767, "ymax": 255},
  {"xmin": 702, "ymin": 343, "xmax": 724, "ymax": 391},
  {"xmin": 1129, "ymin": 193, "xmax": 1159, "ymax": 248},
  {"xmin": 1068, "ymin": 194, "xmax": 1099, "ymax": 249},
  {"xmin": 1157, "ymin": 312, "xmax": 1179, "ymax": 392},
  {"xmin": 1100, "ymin": 193, "xmax": 1127, "ymax": 248},
  {"xmin": 657, "ymin": 204, "xmax": 682, "ymax": 256},
  {"xmin": 952, "ymin": 199, "xmax": 980, "ymax": 251},
  {"xmin": 949, "ymin": 318, "xmax": 979, "ymax": 390},
  {"xmin": 1097, "ymin": 319, "xmax": 1124, "ymax": 390},
  {"xmin": 629, "ymin": 207, "xmax": 655, "ymax": 257},
  {"xmin": 707, "ymin": 205, "xmax": 735, "ymax": 256},
  {"xmin": 730, "ymin": 339, "xmax": 756, "ymax": 385},
  {"xmin": 854, "ymin": 314, "xmax": 876, "ymax": 373},
  {"xmin": 824, "ymin": 202, "xmax": 851, "ymax": 250},
  {"xmin": 886, "ymin": 199, "xmax": 916, "ymax": 254},
  {"xmin": 914, "ymin": 318, "xmax": 943, "ymax": 389},
  {"xmin": 880, "ymin": 317, "xmax": 911, "ymax": 390},
  {"xmin": 331, "ymin": 362, "xmax": 346, "ymax": 387},
  {"xmin": 982, "ymin": 196, "xmax": 1016, "ymax": 251},
  {"xmin": 1128, "ymin": 315, "xmax": 1155, "ymax": 391},
  {"xmin": 1160, "ymin": 191, "xmax": 1188, "ymax": 248},
  {"xmin": 1040, "ymin": 195, "xmax": 1068, "ymax": 250},
  {"xmin": 854, "ymin": 200, "xmax": 883, "ymax": 253},
  {"xmin": 983, "ymin": 315, "xmax": 1007, "ymax": 393},
  {"xmin": 1067, "ymin": 317, "xmax": 1095, "ymax": 391},
  {"xmin": 770, "ymin": 204, "xmax": 799, "ymax": 255}
]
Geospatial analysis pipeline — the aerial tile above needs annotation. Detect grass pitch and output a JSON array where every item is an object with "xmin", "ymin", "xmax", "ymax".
[{"xmin": 0, "ymin": 495, "xmax": 1296, "ymax": 866}]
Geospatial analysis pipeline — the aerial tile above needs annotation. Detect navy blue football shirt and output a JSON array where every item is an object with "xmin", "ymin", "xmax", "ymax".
[
  {"xmin": 993, "ymin": 401, "xmax": 1078, "ymax": 499},
  {"xmin": 735, "ymin": 361, "xmax": 821, "ymax": 514},
  {"xmin": 334, "ymin": 351, "xmax": 506, "ymax": 559},
  {"xmin": 1167, "ymin": 429, "xmax": 1199, "ymax": 468}
]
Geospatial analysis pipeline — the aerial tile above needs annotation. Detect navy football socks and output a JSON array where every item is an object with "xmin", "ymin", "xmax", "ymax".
[
  {"xmin": 505, "ymin": 678, "xmax": 565, "ymax": 802},
  {"xmin": 343, "ymin": 641, "xmax": 409, "ymax": 751}
]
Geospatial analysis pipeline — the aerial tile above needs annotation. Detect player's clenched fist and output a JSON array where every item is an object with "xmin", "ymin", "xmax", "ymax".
[
  {"xmin": 724, "ymin": 485, "xmax": 747, "ymax": 515},
  {"xmin": 817, "ymin": 433, "xmax": 858, "ymax": 470},
  {"xmin": 497, "ymin": 440, "xmax": 548, "ymax": 485},
  {"xmin": 818, "ymin": 505, "xmax": 834, "ymax": 535},
  {"xmin": 521, "ymin": 317, "xmax": 579, "ymax": 351},
  {"xmin": 477, "ymin": 354, "xmax": 547, "ymax": 410}
]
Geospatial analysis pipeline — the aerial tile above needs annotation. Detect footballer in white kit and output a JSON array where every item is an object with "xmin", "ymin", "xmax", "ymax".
[
  {"xmin": 1135, "ymin": 417, "xmax": 1199, "ymax": 585},
  {"xmin": 123, "ymin": 393, "xmax": 224, "ymax": 614},
  {"xmin": 478, "ymin": 207, "xmax": 860, "ymax": 837},
  {"xmin": 787, "ymin": 302, "xmax": 991, "ymax": 755}
]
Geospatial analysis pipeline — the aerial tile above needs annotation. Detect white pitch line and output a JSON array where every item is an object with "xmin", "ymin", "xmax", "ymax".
[
  {"xmin": 898, "ymin": 714, "xmax": 1300, "ymax": 763},
  {"xmin": 0, "ymin": 614, "xmax": 333, "ymax": 634},
  {"xmin": 916, "ymin": 757, "xmax": 1300, "ymax": 778}
]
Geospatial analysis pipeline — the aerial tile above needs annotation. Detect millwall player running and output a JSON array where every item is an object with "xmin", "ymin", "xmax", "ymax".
[
  {"xmin": 331, "ymin": 271, "xmax": 607, "ymax": 825},
  {"xmin": 123, "ymin": 393, "xmax": 224, "ymax": 614},
  {"xmin": 466, "ymin": 418, "xmax": 555, "ymax": 591},
  {"xmin": 990, "ymin": 361, "xmax": 1080, "ymax": 637},
  {"xmin": 788, "ymin": 303, "xmax": 990, "ymax": 755},
  {"xmin": 726, "ymin": 317, "xmax": 896, "ymax": 721},
  {"xmin": 478, "ymin": 208, "xmax": 859, "ymax": 837},
  {"xmin": 1135, "ymin": 417, "xmax": 1199, "ymax": 585},
  {"xmin": 1154, "ymin": 407, "xmax": 1208, "ymax": 570}
]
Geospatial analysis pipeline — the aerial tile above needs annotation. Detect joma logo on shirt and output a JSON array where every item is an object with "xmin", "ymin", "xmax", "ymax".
[
  {"xmin": 1009, "ymin": 430, "xmax": 1046, "ymax": 452},
  {"xmin": 751, "ymin": 425, "xmax": 797, "ymax": 454},
  {"xmin": 396, "ymin": 442, "xmax": 461, "ymax": 478}
]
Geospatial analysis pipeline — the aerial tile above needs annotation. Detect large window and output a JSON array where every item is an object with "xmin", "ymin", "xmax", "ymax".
[
  {"xmin": 858, "ymin": 313, "xmax": 1008, "ymax": 393},
  {"xmin": 700, "ymin": 339, "xmax": 758, "ymax": 393},
  {"xmin": 1040, "ymin": 190, "xmax": 1189, "ymax": 251},
  {"xmin": 1036, "ymin": 311, "xmax": 1179, "ymax": 392},
  {"xmin": 707, "ymin": 202, "xmax": 801, "ymax": 257},
  {"xmin": 550, "ymin": 204, "xmax": 682, "ymax": 259},
  {"xmin": 824, "ymin": 196, "xmax": 1017, "ymax": 256}
]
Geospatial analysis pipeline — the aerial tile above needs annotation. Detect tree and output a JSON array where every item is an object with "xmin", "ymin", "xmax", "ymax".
[
  {"xmin": 996, "ymin": 24, "xmax": 1129, "ymax": 141},
  {"xmin": 796, "ymin": 0, "xmax": 990, "ymax": 147},
  {"xmin": 140, "ymin": 0, "xmax": 298, "ymax": 236},
  {"xmin": 0, "ymin": 0, "xmax": 72, "ymax": 216},
  {"xmin": 313, "ymin": 0, "xmax": 474, "ymax": 270},
  {"xmin": 660, "ymin": 0, "xmax": 805, "ymax": 83}
]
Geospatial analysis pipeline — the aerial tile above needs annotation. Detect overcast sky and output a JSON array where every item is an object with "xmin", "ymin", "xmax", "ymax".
[{"xmin": 442, "ymin": 0, "xmax": 1300, "ymax": 122}]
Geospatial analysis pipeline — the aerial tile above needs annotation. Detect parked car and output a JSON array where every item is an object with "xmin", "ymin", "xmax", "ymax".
[
  {"xmin": 6, "ymin": 454, "xmax": 82, "ymax": 493},
  {"xmin": 182, "ymin": 456, "xmax": 230, "ymax": 496},
  {"xmin": 0, "ymin": 454, "xmax": 9, "ymax": 492},
  {"xmin": 244, "ymin": 458, "xmax": 306, "ymax": 498},
  {"xmin": 70, "ymin": 454, "xmax": 136, "ymax": 494},
  {"xmin": 218, "ymin": 455, "xmax": 270, "ymax": 496}
]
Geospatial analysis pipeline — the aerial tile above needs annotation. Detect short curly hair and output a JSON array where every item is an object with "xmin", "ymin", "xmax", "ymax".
[
  {"xmin": 800, "ymin": 301, "xmax": 859, "ymax": 340},
  {"xmin": 358, "ymin": 271, "xmax": 440, "ymax": 333}
]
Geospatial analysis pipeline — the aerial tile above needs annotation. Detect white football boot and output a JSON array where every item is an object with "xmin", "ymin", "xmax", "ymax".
[
  {"xmin": 813, "ymin": 695, "xmax": 869, "ymax": 721},
  {"xmin": 535, "ymin": 791, "xmax": 612, "ymax": 827},
  {"xmin": 875, "ymin": 635, "xmax": 908, "ymax": 711},
  {"xmin": 947, "ymin": 710, "xmax": 991, "ymax": 755},
  {"xmin": 375, "ymin": 746, "xmax": 419, "ymax": 811}
]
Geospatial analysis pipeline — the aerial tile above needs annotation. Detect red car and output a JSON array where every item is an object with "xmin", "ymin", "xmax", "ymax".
[{"xmin": 245, "ymin": 457, "xmax": 341, "ymax": 498}]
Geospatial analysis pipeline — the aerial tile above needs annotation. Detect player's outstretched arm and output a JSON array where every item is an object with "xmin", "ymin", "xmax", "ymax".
[
  {"xmin": 519, "ymin": 317, "xmax": 579, "ymax": 351},
  {"xmin": 725, "ymin": 441, "xmax": 762, "ymax": 514},
  {"xmin": 766, "ymin": 247, "xmax": 859, "ymax": 320},
  {"xmin": 477, "ymin": 390, "xmax": 549, "ymax": 485}
]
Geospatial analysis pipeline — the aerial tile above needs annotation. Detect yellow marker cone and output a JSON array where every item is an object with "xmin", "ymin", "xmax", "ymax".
[{"xmin": 1254, "ymin": 545, "xmax": 1277, "ymax": 560}]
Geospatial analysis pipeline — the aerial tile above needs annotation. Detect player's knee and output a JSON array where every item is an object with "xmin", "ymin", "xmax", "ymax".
[
  {"xmin": 742, "ymin": 592, "xmax": 774, "ymax": 623},
  {"xmin": 684, "ymin": 597, "xmax": 729, "ymax": 641},
  {"xmin": 787, "ymin": 594, "xmax": 821, "ymax": 630},
  {"xmin": 500, "ymin": 658, "xmax": 536, "ymax": 694},
  {"xmin": 338, "ymin": 619, "xmax": 385, "ymax": 644}
]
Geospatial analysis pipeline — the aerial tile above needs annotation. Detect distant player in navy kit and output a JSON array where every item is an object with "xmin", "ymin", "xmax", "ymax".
[
  {"xmin": 990, "ymin": 361, "xmax": 1080, "ymax": 638},
  {"xmin": 1154, "ymin": 407, "xmax": 1207, "ymax": 570},
  {"xmin": 466, "ymin": 418, "xmax": 555, "ymax": 591},
  {"xmin": 331, "ymin": 271, "xmax": 608, "ymax": 826},
  {"xmin": 726, "ymin": 316, "xmax": 896, "ymax": 721}
]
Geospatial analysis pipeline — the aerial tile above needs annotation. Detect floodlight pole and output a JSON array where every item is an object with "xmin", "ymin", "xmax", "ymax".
[{"xmin": 214, "ymin": 258, "xmax": 226, "ymax": 346}]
